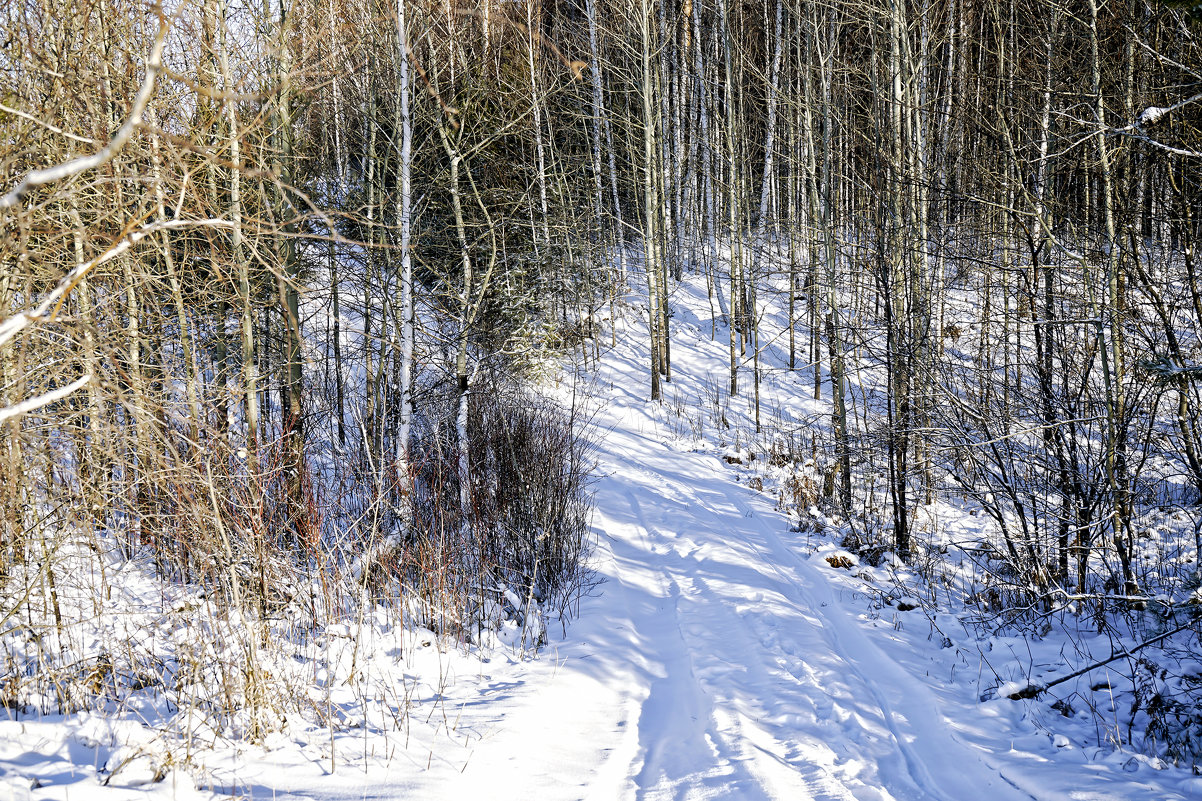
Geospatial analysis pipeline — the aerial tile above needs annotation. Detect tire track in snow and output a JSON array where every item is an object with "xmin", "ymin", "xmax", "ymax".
[
  {"xmin": 595, "ymin": 412, "xmax": 1035, "ymax": 801},
  {"xmin": 665, "ymin": 482, "xmax": 884, "ymax": 801},
  {"xmin": 721, "ymin": 487, "xmax": 1038, "ymax": 801},
  {"xmin": 617, "ymin": 486, "xmax": 758, "ymax": 800},
  {"xmin": 602, "ymin": 441, "xmax": 875, "ymax": 800}
]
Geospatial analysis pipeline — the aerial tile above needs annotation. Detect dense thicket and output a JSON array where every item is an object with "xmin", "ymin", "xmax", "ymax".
[{"xmin": 2, "ymin": 0, "xmax": 1202, "ymax": 748}]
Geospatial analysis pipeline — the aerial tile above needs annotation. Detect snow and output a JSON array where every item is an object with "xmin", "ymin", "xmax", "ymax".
[
  {"xmin": 3, "ymin": 272, "xmax": 1200, "ymax": 799},
  {"xmin": 1137, "ymin": 106, "xmax": 1169, "ymax": 127},
  {"xmin": 996, "ymin": 681, "xmax": 1040, "ymax": 700}
]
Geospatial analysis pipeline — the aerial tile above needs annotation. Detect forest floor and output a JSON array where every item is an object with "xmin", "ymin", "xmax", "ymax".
[{"xmin": 3, "ymin": 274, "xmax": 1200, "ymax": 800}]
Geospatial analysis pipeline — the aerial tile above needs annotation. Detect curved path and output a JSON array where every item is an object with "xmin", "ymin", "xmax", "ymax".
[
  {"xmin": 388, "ymin": 355, "xmax": 1038, "ymax": 800},
  {"xmin": 5, "ymin": 292, "xmax": 1192, "ymax": 801},
  {"xmin": 547, "ymin": 387, "xmax": 1034, "ymax": 801}
]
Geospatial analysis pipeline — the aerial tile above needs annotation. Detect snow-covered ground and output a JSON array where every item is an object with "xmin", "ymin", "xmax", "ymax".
[{"xmin": 4, "ymin": 273, "xmax": 1201, "ymax": 800}]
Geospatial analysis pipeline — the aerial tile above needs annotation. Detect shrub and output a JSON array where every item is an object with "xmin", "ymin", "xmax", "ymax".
[{"xmin": 398, "ymin": 370, "xmax": 594, "ymax": 643}]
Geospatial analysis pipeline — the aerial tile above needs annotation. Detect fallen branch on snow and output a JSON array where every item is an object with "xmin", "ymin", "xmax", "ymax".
[{"xmin": 1004, "ymin": 612, "xmax": 1202, "ymax": 700}]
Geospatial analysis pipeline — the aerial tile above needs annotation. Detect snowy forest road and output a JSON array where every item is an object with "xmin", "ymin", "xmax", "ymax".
[
  {"xmin": 556, "ymin": 385, "xmax": 1036, "ymax": 801},
  {"xmin": 280, "ymin": 342, "xmax": 1048, "ymax": 801}
]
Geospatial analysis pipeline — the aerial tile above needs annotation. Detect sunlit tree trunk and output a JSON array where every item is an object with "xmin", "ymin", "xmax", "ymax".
[
  {"xmin": 640, "ymin": 0, "xmax": 664, "ymax": 401},
  {"xmin": 395, "ymin": 0, "xmax": 415, "ymax": 469},
  {"xmin": 1088, "ymin": 0, "xmax": 1135, "ymax": 593}
]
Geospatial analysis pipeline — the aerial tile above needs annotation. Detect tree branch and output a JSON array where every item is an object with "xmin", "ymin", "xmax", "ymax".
[
  {"xmin": 0, "ymin": 9, "xmax": 170, "ymax": 210},
  {"xmin": 1007, "ymin": 613, "xmax": 1201, "ymax": 700},
  {"xmin": 0, "ymin": 375, "xmax": 92, "ymax": 425}
]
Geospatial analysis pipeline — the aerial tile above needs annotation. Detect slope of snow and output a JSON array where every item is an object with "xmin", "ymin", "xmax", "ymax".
[{"xmin": 4, "ymin": 273, "xmax": 1200, "ymax": 799}]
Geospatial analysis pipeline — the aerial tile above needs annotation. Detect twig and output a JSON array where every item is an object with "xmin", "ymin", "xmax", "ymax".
[
  {"xmin": 0, "ymin": 8, "xmax": 170, "ymax": 210},
  {"xmin": 1008, "ymin": 612, "xmax": 1201, "ymax": 700},
  {"xmin": 0, "ymin": 218, "xmax": 233, "ymax": 350},
  {"xmin": 0, "ymin": 374, "xmax": 92, "ymax": 425}
]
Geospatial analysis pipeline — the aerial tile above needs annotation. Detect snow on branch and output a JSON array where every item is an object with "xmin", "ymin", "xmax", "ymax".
[
  {"xmin": 1108, "ymin": 91, "xmax": 1202, "ymax": 158},
  {"xmin": 1003, "ymin": 612, "xmax": 1202, "ymax": 701},
  {"xmin": 1142, "ymin": 355, "xmax": 1202, "ymax": 384},
  {"xmin": 0, "ymin": 11, "xmax": 169, "ymax": 211},
  {"xmin": 0, "ymin": 219, "xmax": 233, "ymax": 352},
  {"xmin": 1127, "ymin": 92, "xmax": 1202, "ymax": 131},
  {"xmin": 0, "ymin": 374, "xmax": 92, "ymax": 425}
]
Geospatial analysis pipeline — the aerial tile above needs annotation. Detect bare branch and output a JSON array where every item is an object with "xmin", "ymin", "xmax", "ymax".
[
  {"xmin": 0, "ymin": 10, "xmax": 170, "ymax": 210},
  {"xmin": 0, "ymin": 375, "xmax": 92, "ymax": 425},
  {"xmin": 0, "ymin": 103, "xmax": 99, "ymax": 146},
  {"xmin": 0, "ymin": 218, "xmax": 234, "ymax": 350}
]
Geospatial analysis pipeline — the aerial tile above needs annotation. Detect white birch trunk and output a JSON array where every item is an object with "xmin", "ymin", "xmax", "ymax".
[
  {"xmin": 396, "ymin": 0, "xmax": 414, "ymax": 469},
  {"xmin": 640, "ymin": 0, "xmax": 662, "ymax": 401},
  {"xmin": 585, "ymin": 0, "xmax": 627, "ymax": 277}
]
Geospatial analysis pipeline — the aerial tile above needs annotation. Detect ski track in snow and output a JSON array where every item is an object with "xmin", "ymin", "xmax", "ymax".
[{"xmin": 579, "ymin": 389, "xmax": 1031, "ymax": 801}]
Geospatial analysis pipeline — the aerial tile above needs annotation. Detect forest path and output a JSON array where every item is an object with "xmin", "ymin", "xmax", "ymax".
[
  {"xmin": 310, "ymin": 303, "xmax": 1045, "ymax": 801},
  {"xmin": 550, "ymin": 367, "xmax": 1036, "ymax": 801},
  {"xmin": 356, "ymin": 348, "xmax": 1035, "ymax": 800}
]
